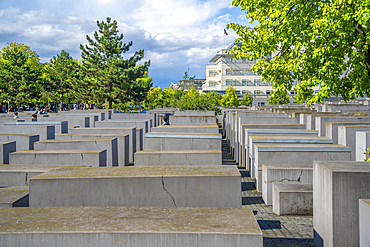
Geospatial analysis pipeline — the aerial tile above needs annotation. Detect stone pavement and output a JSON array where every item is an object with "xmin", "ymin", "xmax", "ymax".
[{"xmin": 222, "ymin": 138, "xmax": 315, "ymax": 247}]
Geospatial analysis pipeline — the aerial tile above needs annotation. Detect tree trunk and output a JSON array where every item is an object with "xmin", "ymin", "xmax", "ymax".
[
  {"xmin": 60, "ymin": 91, "xmax": 64, "ymax": 112},
  {"xmin": 108, "ymin": 83, "xmax": 113, "ymax": 109}
]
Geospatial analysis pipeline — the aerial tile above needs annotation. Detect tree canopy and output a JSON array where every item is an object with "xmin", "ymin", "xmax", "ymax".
[
  {"xmin": 80, "ymin": 17, "xmax": 151, "ymax": 109},
  {"xmin": 220, "ymin": 86, "xmax": 240, "ymax": 107},
  {"xmin": 227, "ymin": 0, "xmax": 370, "ymax": 105}
]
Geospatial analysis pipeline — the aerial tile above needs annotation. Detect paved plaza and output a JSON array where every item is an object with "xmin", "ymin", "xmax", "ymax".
[{"xmin": 222, "ymin": 137, "xmax": 315, "ymax": 247}]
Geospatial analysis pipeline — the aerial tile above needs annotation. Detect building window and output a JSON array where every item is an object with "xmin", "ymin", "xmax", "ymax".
[
  {"xmin": 242, "ymin": 90, "xmax": 246, "ymax": 94},
  {"xmin": 242, "ymin": 80, "xmax": 246, "ymax": 86},
  {"xmin": 209, "ymin": 81, "xmax": 215, "ymax": 87},
  {"xmin": 254, "ymin": 79, "xmax": 262, "ymax": 86},
  {"xmin": 226, "ymin": 79, "xmax": 231, "ymax": 86},
  {"xmin": 226, "ymin": 57, "xmax": 232, "ymax": 63},
  {"xmin": 258, "ymin": 102, "xmax": 265, "ymax": 106},
  {"xmin": 242, "ymin": 69, "xmax": 247, "ymax": 75},
  {"xmin": 226, "ymin": 69, "xmax": 232, "ymax": 75},
  {"xmin": 290, "ymin": 91, "xmax": 296, "ymax": 95},
  {"xmin": 254, "ymin": 90, "xmax": 262, "ymax": 95},
  {"xmin": 209, "ymin": 70, "xmax": 216, "ymax": 77},
  {"xmin": 266, "ymin": 90, "xmax": 271, "ymax": 95},
  {"xmin": 232, "ymin": 80, "xmax": 238, "ymax": 86}
]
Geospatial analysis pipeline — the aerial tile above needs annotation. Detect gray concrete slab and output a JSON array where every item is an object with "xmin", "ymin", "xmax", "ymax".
[
  {"xmin": 315, "ymin": 115, "xmax": 370, "ymax": 136},
  {"xmin": 9, "ymin": 149, "xmax": 106, "ymax": 167},
  {"xmin": 169, "ymin": 115, "xmax": 217, "ymax": 124},
  {"xmin": 313, "ymin": 161, "xmax": 370, "ymax": 247},
  {"xmin": 337, "ymin": 125, "xmax": 370, "ymax": 160},
  {"xmin": 134, "ymin": 149, "xmax": 222, "ymax": 166},
  {"xmin": 262, "ymin": 164, "xmax": 313, "ymax": 205},
  {"xmin": 0, "ymin": 164, "xmax": 85, "ymax": 187},
  {"xmin": 272, "ymin": 183, "xmax": 313, "ymax": 216},
  {"xmin": 359, "ymin": 199, "xmax": 370, "ymax": 247},
  {"xmin": 0, "ymin": 206, "xmax": 262, "ymax": 247},
  {"xmin": 68, "ymin": 127, "xmax": 136, "ymax": 163},
  {"xmin": 0, "ymin": 141, "xmax": 16, "ymax": 164},
  {"xmin": 38, "ymin": 115, "xmax": 90, "ymax": 128},
  {"xmin": 173, "ymin": 110, "xmax": 215, "ymax": 116},
  {"xmin": 356, "ymin": 131, "xmax": 370, "ymax": 161},
  {"xmin": 0, "ymin": 125, "xmax": 55, "ymax": 141},
  {"xmin": 111, "ymin": 113, "xmax": 155, "ymax": 127},
  {"xmin": 151, "ymin": 125, "xmax": 219, "ymax": 134},
  {"xmin": 325, "ymin": 122, "xmax": 370, "ymax": 144},
  {"xmin": 144, "ymin": 132, "xmax": 222, "ymax": 151},
  {"xmin": 254, "ymin": 144, "xmax": 351, "ymax": 192},
  {"xmin": 0, "ymin": 186, "xmax": 29, "ymax": 207},
  {"xmin": 0, "ymin": 134, "xmax": 39, "ymax": 151},
  {"xmin": 29, "ymin": 166, "xmax": 241, "ymax": 208},
  {"xmin": 34, "ymin": 138, "xmax": 118, "ymax": 167},
  {"xmin": 4, "ymin": 121, "xmax": 68, "ymax": 134},
  {"xmin": 56, "ymin": 134, "xmax": 129, "ymax": 167}
]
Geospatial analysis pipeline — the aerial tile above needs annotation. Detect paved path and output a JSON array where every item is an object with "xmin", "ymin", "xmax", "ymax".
[{"xmin": 222, "ymin": 138, "xmax": 315, "ymax": 247}]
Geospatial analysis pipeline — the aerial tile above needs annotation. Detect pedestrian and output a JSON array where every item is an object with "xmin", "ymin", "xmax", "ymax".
[
  {"xmin": 162, "ymin": 115, "xmax": 170, "ymax": 125},
  {"xmin": 13, "ymin": 112, "xmax": 19, "ymax": 119}
]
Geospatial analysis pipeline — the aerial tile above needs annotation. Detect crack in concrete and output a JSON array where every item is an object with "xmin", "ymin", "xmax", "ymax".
[
  {"xmin": 80, "ymin": 153, "xmax": 86, "ymax": 166},
  {"xmin": 184, "ymin": 154, "xmax": 193, "ymax": 166},
  {"xmin": 25, "ymin": 172, "xmax": 28, "ymax": 186},
  {"xmin": 270, "ymin": 170, "xmax": 303, "ymax": 183},
  {"xmin": 31, "ymin": 154, "xmax": 37, "ymax": 165},
  {"xmin": 94, "ymin": 141, "xmax": 101, "ymax": 149},
  {"xmin": 161, "ymin": 176, "xmax": 177, "ymax": 207}
]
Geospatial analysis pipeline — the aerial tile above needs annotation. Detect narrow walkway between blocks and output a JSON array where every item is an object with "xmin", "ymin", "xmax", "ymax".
[{"xmin": 221, "ymin": 137, "xmax": 315, "ymax": 247}]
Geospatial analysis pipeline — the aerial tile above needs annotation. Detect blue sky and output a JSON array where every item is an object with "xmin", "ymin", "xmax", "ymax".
[{"xmin": 0, "ymin": 0, "xmax": 247, "ymax": 88}]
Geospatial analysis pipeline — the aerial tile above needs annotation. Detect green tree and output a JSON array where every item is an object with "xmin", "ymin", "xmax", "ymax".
[
  {"xmin": 0, "ymin": 42, "xmax": 41, "ymax": 109},
  {"xmin": 80, "ymin": 17, "xmax": 150, "ymax": 109},
  {"xmin": 268, "ymin": 85, "xmax": 291, "ymax": 105},
  {"xmin": 42, "ymin": 50, "xmax": 79, "ymax": 111},
  {"xmin": 240, "ymin": 92, "xmax": 253, "ymax": 106},
  {"xmin": 227, "ymin": 0, "xmax": 370, "ymax": 105},
  {"xmin": 220, "ymin": 86, "xmax": 240, "ymax": 107}
]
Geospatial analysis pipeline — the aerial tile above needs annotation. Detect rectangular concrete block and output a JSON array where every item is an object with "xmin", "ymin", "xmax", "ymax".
[
  {"xmin": 136, "ymin": 128, "xmax": 143, "ymax": 152},
  {"xmin": 111, "ymin": 113, "xmax": 155, "ymax": 127},
  {"xmin": 254, "ymin": 144, "xmax": 351, "ymax": 192},
  {"xmin": 38, "ymin": 115, "xmax": 90, "ymax": 128},
  {"xmin": 29, "ymin": 166, "xmax": 241, "ymax": 208},
  {"xmin": 0, "ymin": 125, "xmax": 55, "ymax": 141},
  {"xmin": 0, "ymin": 186, "xmax": 29, "ymax": 207},
  {"xmin": 96, "ymin": 119, "xmax": 150, "ymax": 133},
  {"xmin": 0, "ymin": 134, "xmax": 39, "ymax": 151},
  {"xmin": 313, "ymin": 161, "xmax": 370, "ymax": 247},
  {"xmin": 34, "ymin": 138, "xmax": 118, "ymax": 167},
  {"xmin": 356, "ymin": 131, "xmax": 370, "ymax": 161},
  {"xmin": 69, "ymin": 127, "xmax": 136, "ymax": 163},
  {"xmin": 134, "ymin": 149, "xmax": 222, "ymax": 166},
  {"xmin": 9, "ymin": 150, "xmax": 106, "ymax": 167},
  {"xmin": 4, "ymin": 121, "xmax": 68, "ymax": 134},
  {"xmin": 0, "ymin": 206, "xmax": 262, "ymax": 247},
  {"xmin": 325, "ymin": 122, "xmax": 370, "ymax": 144},
  {"xmin": 169, "ymin": 115, "xmax": 216, "ymax": 124},
  {"xmin": 174, "ymin": 110, "xmax": 215, "ymax": 116},
  {"xmin": 0, "ymin": 141, "xmax": 16, "ymax": 164},
  {"xmin": 151, "ymin": 125, "xmax": 219, "ymax": 134},
  {"xmin": 262, "ymin": 164, "xmax": 313, "ymax": 205},
  {"xmin": 56, "ymin": 134, "xmax": 129, "ymax": 167},
  {"xmin": 359, "ymin": 199, "xmax": 370, "ymax": 247},
  {"xmin": 144, "ymin": 133, "xmax": 222, "ymax": 151},
  {"xmin": 338, "ymin": 125, "xmax": 370, "ymax": 160},
  {"xmin": 272, "ymin": 183, "xmax": 313, "ymax": 216},
  {"xmin": 0, "ymin": 164, "xmax": 85, "ymax": 187}
]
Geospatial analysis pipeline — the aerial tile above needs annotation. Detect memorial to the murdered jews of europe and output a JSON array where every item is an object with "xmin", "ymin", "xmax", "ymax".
[{"xmin": 0, "ymin": 102, "xmax": 370, "ymax": 247}]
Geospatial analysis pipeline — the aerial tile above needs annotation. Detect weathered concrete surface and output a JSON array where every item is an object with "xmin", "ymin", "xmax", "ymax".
[
  {"xmin": 313, "ymin": 161, "xmax": 370, "ymax": 247},
  {"xmin": 356, "ymin": 131, "xmax": 370, "ymax": 161},
  {"xmin": 359, "ymin": 199, "xmax": 370, "ymax": 247},
  {"xmin": 58, "ymin": 110, "xmax": 105, "ymax": 121},
  {"xmin": 144, "ymin": 133, "xmax": 222, "ymax": 151},
  {"xmin": 249, "ymin": 136, "xmax": 333, "ymax": 172},
  {"xmin": 38, "ymin": 115, "xmax": 90, "ymax": 128},
  {"xmin": 136, "ymin": 128, "xmax": 143, "ymax": 152},
  {"xmin": 95, "ymin": 119, "xmax": 150, "ymax": 133},
  {"xmin": 337, "ymin": 125, "xmax": 370, "ymax": 160},
  {"xmin": 0, "ymin": 164, "xmax": 85, "ymax": 187},
  {"xmin": 315, "ymin": 115, "xmax": 370, "ymax": 137},
  {"xmin": 111, "ymin": 113, "xmax": 155, "ymax": 127},
  {"xmin": 0, "ymin": 141, "xmax": 16, "ymax": 164},
  {"xmin": 254, "ymin": 144, "xmax": 351, "ymax": 192},
  {"xmin": 262, "ymin": 164, "xmax": 313, "ymax": 205},
  {"xmin": 9, "ymin": 149, "xmax": 106, "ymax": 167},
  {"xmin": 244, "ymin": 129, "xmax": 319, "ymax": 171},
  {"xmin": 134, "ymin": 149, "xmax": 222, "ymax": 166},
  {"xmin": 173, "ymin": 110, "xmax": 215, "ymax": 116},
  {"xmin": 34, "ymin": 138, "xmax": 118, "ymax": 167},
  {"xmin": 272, "ymin": 183, "xmax": 313, "ymax": 216},
  {"xmin": 0, "ymin": 186, "xmax": 29, "ymax": 207},
  {"xmin": 169, "ymin": 115, "xmax": 217, "ymax": 124},
  {"xmin": 68, "ymin": 127, "xmax": 136, "ymax": 163},
  {"xmin": 151, "ymin": 125, "xmax": 219, "ymax": 134},
  {"xmin": 4, "ymin": 121, "xmax": 68, "ymax": 134},
  {"xmin": 29, "ymin": 166, "xmax": 241, "ymax": 208},
  {"xmin": 0, "ymin": 125, "xmax": 55, "ymax": 141},
  {"xmin": 56, "ymin": 133, "xmax": 129, "ymax": 167},
  {"xmin": 325, "ymin": 122, "xmax": 370, "ymax": 144},
  {"xmin": 0, "ymin": 207, "xmax": 262, "ymax": 247},
  {"xmin": 0, "ymin": 134, "xmax": 39, "ymax": 151}
]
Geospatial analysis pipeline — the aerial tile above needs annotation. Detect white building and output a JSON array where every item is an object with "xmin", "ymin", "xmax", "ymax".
[{"xmin": 202, "ymin": 46, "xmax": 275, "ymax": 106}]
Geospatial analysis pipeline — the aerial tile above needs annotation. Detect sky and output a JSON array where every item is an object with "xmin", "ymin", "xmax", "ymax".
[{"xmin": 0, "ymin": 0, "xmax": 248, "ymax": 88}]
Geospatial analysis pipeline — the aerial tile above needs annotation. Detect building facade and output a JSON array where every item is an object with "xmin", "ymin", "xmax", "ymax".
[
  {"xmin": 202, "ymin": 46, "xmax": 274, "ymax": 106},
  {"xmin": 177, "ymin": 79, "xmax": 205, "ymax": 90}
]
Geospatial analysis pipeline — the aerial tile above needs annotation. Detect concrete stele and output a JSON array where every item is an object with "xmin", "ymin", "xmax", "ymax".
[
  {"xmin": 29, "ymin": 166, "xmax": 241, "ymax": 208},
  {"xmin": 0, "ymin": 141, "xmax": 16, "ymax": 164},
  {"xmin": 313, "ymin": 161, "xmax": 370, "ymax": 247},
  {"xmin": 0, "ymin": 186, "xmax": 29, "ymax": 207},
  {"xmin": 0, "ymin": 206, "xmax": 262, "ymax": 247},
  {"xmin": 359, "ymin": 199, "xmax": 370, "ymax": 247}
]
